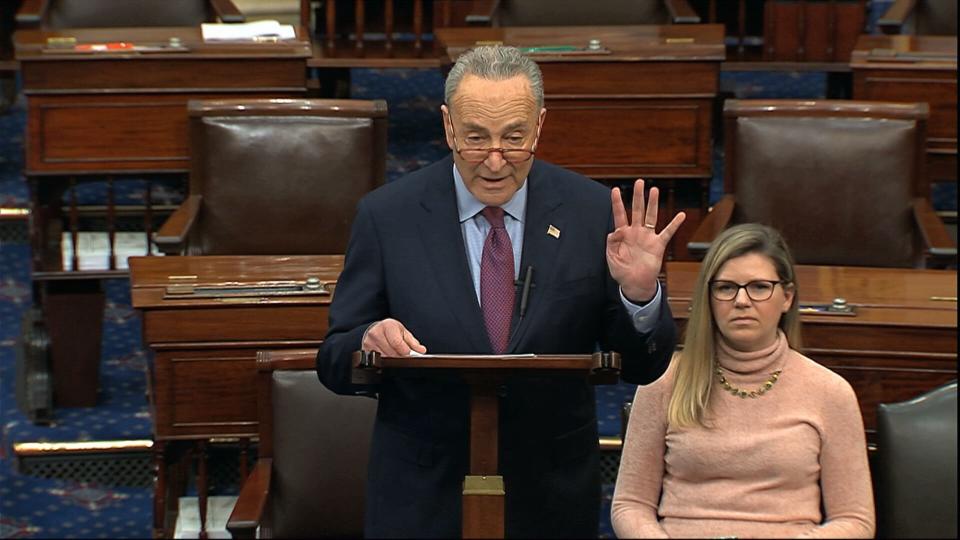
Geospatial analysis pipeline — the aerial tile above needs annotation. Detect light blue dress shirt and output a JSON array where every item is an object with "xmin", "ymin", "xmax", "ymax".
[{"xmin": 452, "ymin": 166, "xmax": 662, "ymax": 332}]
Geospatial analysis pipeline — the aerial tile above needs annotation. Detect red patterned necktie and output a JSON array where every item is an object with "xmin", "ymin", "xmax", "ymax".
[{"xmin": 480, "ymin": 206, "xmax": 515, "ymax": 354}]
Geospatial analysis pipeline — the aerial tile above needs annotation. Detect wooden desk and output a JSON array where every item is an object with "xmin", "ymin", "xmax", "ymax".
[
  {"xmin": 666, "ymin": 262, "xmax": 958, "ymax": 439},
  {"xmin": 436, "ymin": 25, "xmax": 724, "ymax": 261},
  {"xmin": 15, "ymin": 26, "xmax": 310, "ymax": 176},
  {"xmin": 130, "ymin": 254, "xmax": 342, "ymax": 537},
  {"xmin": 13, "ymin": 27, "xmax": 310, "ymax": 412},
  {"xmin": 851, "ymin": 34, "xmax": 958, "ymax": 184}
]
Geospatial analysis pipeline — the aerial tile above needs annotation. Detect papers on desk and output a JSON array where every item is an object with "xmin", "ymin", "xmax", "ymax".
[
  {"xmin": 201, "ymin": 20, "xmax": 296, "ymax": 42},
  {"xmin": 61, "ymin": 231, "xmax": 160, "ymax": 271}
]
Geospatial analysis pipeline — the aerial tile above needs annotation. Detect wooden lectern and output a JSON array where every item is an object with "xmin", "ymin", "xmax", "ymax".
[{"xmin": 352, "ymin": 351, "xmax": 621, "ymax": 539}]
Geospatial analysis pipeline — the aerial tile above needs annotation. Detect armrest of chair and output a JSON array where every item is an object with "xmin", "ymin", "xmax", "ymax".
[
  {"xmin": 226, "ymin": 458, "xmax": 272, "ymax": 540},
  {"xmin": 209, "ymin": 0, "xmax": 246, "ymax": 23},
  {"xmin": 912, "ymin": 197, "xmax": 957, "ymax": 268},
  {"xmin": 877, "ymin": 0, "xmax": 916, "ymax": 34},
  {"xmin": 686, "ymin": 195, "xmax": 736, "ymax": 260},
  {"xmin": 153, "ymin": 194, "xmax": 202, "ymax": 255},
  {"xmin": 15, "ymin": 0, "xmax": 47, "ymax": 27},
  {"xmin": 463, "ymin": 0, "xmax": 500, "ymax": 26},
  {"xmin": 664, "ymin": 0, "xmax": 701, "ymax": 24}
]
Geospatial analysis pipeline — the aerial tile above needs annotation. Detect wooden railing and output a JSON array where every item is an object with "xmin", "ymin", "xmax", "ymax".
[
  {"xmin": 302, "ymin": 0, "xmax": 493, "ymax": 67},
  {"xmin": 31, "ymin": 176, "xmax": 178, "ymax": 275},
  {"xmin": 693, "ymin": 0, "xmax": 867, "ymax": 66}
]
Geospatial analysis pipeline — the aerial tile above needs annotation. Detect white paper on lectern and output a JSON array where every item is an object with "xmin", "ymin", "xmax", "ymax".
[
  {"xmin": 407, "ymin": 352, "xmax": 536, "ymax": 358},
  {"xmin": 201, "ymin": 20, "xmax": 296, "ymax": 41}
]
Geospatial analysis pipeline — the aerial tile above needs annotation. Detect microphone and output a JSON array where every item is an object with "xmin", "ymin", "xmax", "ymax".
[{"xmin": 517, "ymin": 265, "xmax": 534, "ymax": 320}]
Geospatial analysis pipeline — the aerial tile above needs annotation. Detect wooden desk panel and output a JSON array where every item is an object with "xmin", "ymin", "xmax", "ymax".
[
  {"xmin": 15, "ymin": 27, "xmax": 310, "ymax": 175},
  {"xmin": 541, "ymin": 98, "xmax": 712, "ymax": 178},
  {"xmin": 26, "ymin": 92, "xmax": 295, "ymax": 173},
  {"xmin": 666, "ymin": 262, "xmax": 958, "ymax": 437},
  {"xmin": 851, "ymin": 35, "xmax": 958, "ymax": 183},
  {"xmin": 130, "ymin": 254, "xmax": 343, "ymax": 440}
]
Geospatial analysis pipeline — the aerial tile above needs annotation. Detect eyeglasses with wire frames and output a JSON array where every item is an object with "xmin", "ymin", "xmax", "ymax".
[
  {"xmin": 447, "ymin": 119, "xmax": 539, "ymax": 164},
  {"xmin": 709, "ymin": 280, "xmax": 788, "ymax": 302}
]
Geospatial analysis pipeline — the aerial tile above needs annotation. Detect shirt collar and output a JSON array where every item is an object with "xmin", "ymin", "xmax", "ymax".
[{"xmin": 453, "ymin": 164, "xmax": 528, "ymax": 224}]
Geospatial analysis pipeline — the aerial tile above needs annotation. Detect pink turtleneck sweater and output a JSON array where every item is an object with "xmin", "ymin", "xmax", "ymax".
[{"xmin": 611, "ymin": 332, "xmax": 875, "ymax": 539}]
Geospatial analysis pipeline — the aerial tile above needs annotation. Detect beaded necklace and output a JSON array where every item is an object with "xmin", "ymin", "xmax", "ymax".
[{"xmin": 715, "ymin": 364, "xmax": 782, "ymax": 399}]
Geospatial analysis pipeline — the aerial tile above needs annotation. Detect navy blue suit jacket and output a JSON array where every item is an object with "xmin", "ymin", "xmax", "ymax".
[{"xmin": 317, "ymin": 156, "xmax": 677, "ymax": 538}]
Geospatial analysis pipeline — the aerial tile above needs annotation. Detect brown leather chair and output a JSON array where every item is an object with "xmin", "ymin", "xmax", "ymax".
[
  {"xmin": 687, "ymin": 100, "xmax": 956, "ymax": 268},
  {"xmin": 15, "ymin": 0, "xmax": 244, "ymax": 29},
  {"xmin": 154, "ymin": 98, "xmax": 388, "ymax": 256},
  {"xmin": 876, "ymin": 380, "xmax": 957, "ymax": 539},
  {"xmin": 227, "ymin": 349, "xmax": 377, "ymax": 539},
  {"xmin": 878, "ymin": 0, "xmax": 957, "ymax": 36},
  {"xmin": 485, "ymin": 0, "xmax": 700, "ymax": 26}
]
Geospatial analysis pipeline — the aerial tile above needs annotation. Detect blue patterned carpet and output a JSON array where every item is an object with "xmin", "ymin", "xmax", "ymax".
[{"xmin": 0, "ymin": 10, "xmax": 956, "ymax": 535}]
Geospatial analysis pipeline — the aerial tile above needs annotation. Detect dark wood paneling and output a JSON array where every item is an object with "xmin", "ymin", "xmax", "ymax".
[
  {"xmin": 538, "ymin": 99, "xmax": 712, "ymax": 178},
  {"xmin": 20, "ymin": 58, "xmax": 306, "ymax": 92},
  {"xmin": 539, "ymin": 61, "xmax": 718, "ymax": 96},
  {"xmin": 156, "ymin": 349, "xmax": 259, "ymax": 436},
  {"xmin": 851, "ymin": 35, "xmax": 957, "ymax": 183},
  {"xmin": 25, "ymin": 92, "xmax": 300, "ymax": 174},
  {"xmin": 763, "ymin": 0, "xmax": 866, "ymax": 62},
  {"xmin": 818, "ymin": 359, "xmax": 957, "ymax": 432},
  {"xmin": 143, "ymin": 306, "xmax": 328, "ymax": 343},
  {"xmin": 854, "ymin": 72, "xmax": 957, "ymax": 141}
]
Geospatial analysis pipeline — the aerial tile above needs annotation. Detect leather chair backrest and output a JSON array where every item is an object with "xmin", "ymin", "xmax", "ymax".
[
  {"xmin": 270, "ymin": 370, "xmax": 377, "ymax": 538},
  {"xmin": 727, "ymin": 101, "xmax": 927, "ymax": 267},
  {"xmin": 46, "ymin": 0, "xmax": 211, "ymax": 28},
  {"xmin": 914, "ymin": 0, "xmax": 957, "ymax": 36},
  {"xmin": 187, "ymin": 99, "xmax": 387, "ymax": 255},
  {"xmin": 496, "ymin": 0, "xmax": 668, "ymax": 26},
  {"xmin": 876, "ymin": 380, "xmax": 958, "ymax": 539}
]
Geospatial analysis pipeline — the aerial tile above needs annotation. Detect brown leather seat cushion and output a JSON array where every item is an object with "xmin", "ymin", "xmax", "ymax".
[
  {"xmin": 191, "ymin": 114, "xmax": 383, "ymax": 255},
  {"xmin": 733, "ymin": 116, "xmax": 918, "ymax": 267},
  {"xmin": 270, "ymin": 370, "xmax": 376, "ymax": 538},
  {"xmin": 877, "ymin": 380, "xmax": 958, "ymax": 538}
]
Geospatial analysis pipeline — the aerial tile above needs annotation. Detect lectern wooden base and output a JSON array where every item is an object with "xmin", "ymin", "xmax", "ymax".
[
  {"xmin": 352, "ymin": 351, "xmax": 621, "ymax": 538},
  {"xmin": 463, "ymin": 475, "xmax": 505, "ymax": 538}
]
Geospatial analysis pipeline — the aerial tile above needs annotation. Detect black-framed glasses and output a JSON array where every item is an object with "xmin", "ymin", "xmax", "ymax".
[
  {"xmin": 709, "ymin": 280, "xmax": 787, "ymax": 302},
  {"xmin": 447, "ymin": 120, "xmax": 538, "ymax": 164}
]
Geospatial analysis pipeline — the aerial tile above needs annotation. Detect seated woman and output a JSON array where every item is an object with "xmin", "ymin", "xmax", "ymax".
[{"xmin": 611, "ymin": 223, "xmax": 874, "ymax": 538}]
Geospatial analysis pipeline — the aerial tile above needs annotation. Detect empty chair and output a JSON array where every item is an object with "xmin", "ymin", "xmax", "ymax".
[
  {"xmin": 876, "ymin": 380, "xmax": 958, "ymax": 539},
  {"xmin": 154, "ymin": 98, "xmax": 388, "ymax": 256},
  {"xmin": 16, "ymin": 0, "xmax": 244, "ymax": 29},
  {"xmin": 227, "ymin": 349, "xmax": 377, "ymax": 538},
  {"xmin": 687, "ymin": 99, "xmax": 956, "ymax": 268}
]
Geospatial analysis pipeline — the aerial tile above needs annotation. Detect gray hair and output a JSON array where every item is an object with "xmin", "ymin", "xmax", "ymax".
[{"xmin": 444, "ymin": 45, "xmax": 544, "ymax": 110}]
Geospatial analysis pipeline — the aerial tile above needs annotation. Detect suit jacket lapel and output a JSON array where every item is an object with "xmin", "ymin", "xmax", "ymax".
[
  {"xmin": 508, "ymin": 162, "xmax": 565, "ymax": 352},
  {"xmin": 416, "ymin": 161, "xmax": 491, "ymax": 353}
]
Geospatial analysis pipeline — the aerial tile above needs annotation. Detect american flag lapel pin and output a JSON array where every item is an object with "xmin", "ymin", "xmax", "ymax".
[{"xmin": 547, "ymin": 225, "xmax": 560, "ymax": 239}]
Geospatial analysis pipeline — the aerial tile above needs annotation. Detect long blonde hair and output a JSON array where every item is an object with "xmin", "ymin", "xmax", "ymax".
[{"xmin": 667, "ymin": 224, "xmax": 802, "ymax": 428}]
